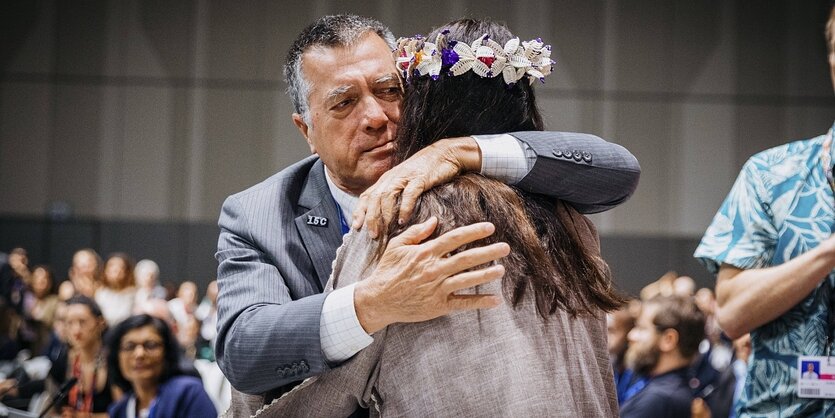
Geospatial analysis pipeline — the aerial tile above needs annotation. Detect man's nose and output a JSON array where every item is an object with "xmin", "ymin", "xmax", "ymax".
[{"xmin": 362, "ymin": 97, "xmax": 389, "ymax": 132}]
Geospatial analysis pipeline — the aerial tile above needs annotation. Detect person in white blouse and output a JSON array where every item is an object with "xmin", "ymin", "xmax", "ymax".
[{"xmin": 95, "ymin": 253, "xmax": 137, "ymax": 326}]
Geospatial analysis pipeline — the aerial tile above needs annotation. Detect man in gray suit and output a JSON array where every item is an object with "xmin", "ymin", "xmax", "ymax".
[{"xmin": 216, "ymin": 14, "xmax": 640, "ymax": 402}]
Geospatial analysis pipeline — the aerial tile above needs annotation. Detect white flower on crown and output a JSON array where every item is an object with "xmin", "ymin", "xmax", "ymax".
[
  {"xmin": 395, "ymin": 36, "xmax": 442, "ymax": 80},
  {"xmin": 394, "ymin": 31, "xmax": 554, "ymax": 85}
]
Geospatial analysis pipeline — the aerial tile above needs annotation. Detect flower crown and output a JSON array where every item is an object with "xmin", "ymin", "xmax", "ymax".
[{"xmin": 394, "ymin": 30, "xmax": 554, "ymax": 85}]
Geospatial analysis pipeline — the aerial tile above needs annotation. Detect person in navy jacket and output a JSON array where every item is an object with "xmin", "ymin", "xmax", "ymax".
[{"xmin": 107, "ymin": 314, "xmax": 217, "ymax": 418}]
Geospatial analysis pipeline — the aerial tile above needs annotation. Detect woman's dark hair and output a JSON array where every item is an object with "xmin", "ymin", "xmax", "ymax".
[
  {"xmin": 65, "ymin": 294, "xmax": 104, "ymax": 319},
  {"xmin": 387, "ymin": 19, "xmax": 624, "ymax": 318},
  {"xmin": 395, "ymin": 19, "xmax": 543, "ymax": 161},
  {"xmin": 106, "ymin": 314, "xmax": 182, "ymax": 391}
]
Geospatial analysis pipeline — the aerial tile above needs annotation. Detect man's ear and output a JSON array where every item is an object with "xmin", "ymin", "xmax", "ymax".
[
  {"xmin": 658, "ymin": 328, "xmax": 680, "ymax": 353},
  {"xmin": 292, "ymin": 113, "xmax": 316, "ymax": 154}
]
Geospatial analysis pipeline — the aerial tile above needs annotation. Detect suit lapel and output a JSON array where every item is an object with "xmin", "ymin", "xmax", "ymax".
[{"xmin": 295, "ymin": 160, "xmax": 343, "ymax": 291}]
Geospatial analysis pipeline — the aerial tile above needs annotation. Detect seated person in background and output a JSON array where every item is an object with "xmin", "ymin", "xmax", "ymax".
[
  {"xmin": 133, "ymin": 259, "xmax": 167, "ymax": 310},
  {"xmin": 167, "ymin": 281, "xmax": 197, "ymax": 333},
  {"xmin": 107, "ymin": 314, "xmax": 216, "ymax": 418},
  {"xmin": 96, "ymin": 253, "xmax": 137, "ymax": 326},
  {"xmin": 253, "ymin": 18, "xmax": 627, "ymax": 417},
  {"xmin": 620, "ymin": 295, "xmax": 706, "ymax": 418},
  {"xmin": 49, "ymin": 295, "xmax": 120, "ymax": 417},
  {"xmin": 608, "ymin": 303, "xmax": 647, "ymax": 405},
  {"xmin": 67, "ymin": 249, "xmax": 102, "ymax": 299},
  {"xmin": 136, "ymin": 298, "xmax": 201, "ymax": 379},
  {"xmin": 25, "ymin": 266, "xmax": 60, "ymax": 340}
]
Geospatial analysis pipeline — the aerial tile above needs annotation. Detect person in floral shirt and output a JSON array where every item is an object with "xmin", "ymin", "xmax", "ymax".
[{"xmin": 694, "ymin": 6, "xmax": 835, "ymax": 417}]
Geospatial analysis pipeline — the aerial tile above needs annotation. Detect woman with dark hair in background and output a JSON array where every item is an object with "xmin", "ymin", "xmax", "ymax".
[
  {"xmin": 24, "ymin": 265, "xmax": 60, "ymax": 354},
  {"xmin": 49, "ymin": 295, "xmax": 118, "ymax": 417},
  {"xmin": 254, "ymin": 18, "xmax": 630, "ymax": 417},
  {"xmin": 106, "ymin": 314, "xmax": 216, "ymax": 418}
]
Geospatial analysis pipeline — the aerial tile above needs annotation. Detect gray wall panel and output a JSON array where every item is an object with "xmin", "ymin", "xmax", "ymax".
[
  {"xmin": 54, "ymin": 0, "xmax": 108, "ymax": 76},
  {"xmin": 1, "ymin": 2, "xmax": 55, "ymax": 74},
  {"xmin": 49, "ymin": 85, "xmax": 104, "ymax": 218},
  {"xmin": 548, "ymin": 0, "xmax": 605, "ymax": 93},
  {"xmin": 0, "ymin": 82, "xmax": 52, "ymax": 215},
  {"xmin": 120, "ymin": 86, "xmax": 174, "ymax": 219}
]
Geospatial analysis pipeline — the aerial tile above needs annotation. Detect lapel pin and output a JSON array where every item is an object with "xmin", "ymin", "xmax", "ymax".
[{"xmin": 306, "ymin": 215, "xmax": 328, "ymax": 227}]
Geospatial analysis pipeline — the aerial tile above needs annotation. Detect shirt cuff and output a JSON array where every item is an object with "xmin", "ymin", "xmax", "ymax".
[
  {"xmin": 472, "ymin": 134, "xmax": 533, "ymax": 185},
  {"xmin": 320, "ymin": 283, "xmax": 374, "ymax": 363}
]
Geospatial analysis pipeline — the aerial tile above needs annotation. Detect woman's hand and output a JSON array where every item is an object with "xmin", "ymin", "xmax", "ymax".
[{"xmin": 352, "ymin": 137, "xmax": 481, "ymax": 238}]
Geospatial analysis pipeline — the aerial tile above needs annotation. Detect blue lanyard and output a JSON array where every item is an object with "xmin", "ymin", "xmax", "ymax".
[
  {"xmin": 147, "ymin": 399, "xmax": 157, "ymax": 418},
  {"xmin": 331, "ymin": 197, "xmax": 351, "ymax": 235}
]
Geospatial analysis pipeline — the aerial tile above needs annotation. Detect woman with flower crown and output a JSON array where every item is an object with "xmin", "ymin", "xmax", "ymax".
[{"xmin": 252, "ymin": 19, "xmax": 623, "ymax": 417}]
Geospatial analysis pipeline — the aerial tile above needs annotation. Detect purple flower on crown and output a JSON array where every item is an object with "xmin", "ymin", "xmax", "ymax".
[{"xmin": 441, "ymin": 47, "xmax": 459, "ymax": 68}]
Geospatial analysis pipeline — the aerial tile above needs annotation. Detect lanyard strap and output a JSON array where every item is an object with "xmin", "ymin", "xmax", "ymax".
[
  {"xmin": 69, "ymin": 353, "xmax": 98, "ymax": 413},
  {"xmin": 331, "ymin": 197, "xmax": 351, "ymax": 235}
]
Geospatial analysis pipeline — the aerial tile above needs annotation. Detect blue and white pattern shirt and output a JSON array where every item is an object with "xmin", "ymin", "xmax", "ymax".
[{"xmin": 695, "ymin": 123, "xmax": 835, "ymax": 418}]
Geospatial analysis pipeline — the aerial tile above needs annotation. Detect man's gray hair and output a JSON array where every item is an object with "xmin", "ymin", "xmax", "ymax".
[{"xmin": 284, "ymin": 15, "xmax": 396, "ymax": 125}]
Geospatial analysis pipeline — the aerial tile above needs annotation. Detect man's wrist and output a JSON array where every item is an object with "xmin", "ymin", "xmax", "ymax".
[
  {"xmin": 320, "ymin": 285, "xmax": 374, "ymax": 363},
  {"xmin": 353, "ymin": 280, "xmax": 389, "ymax": 334},
  {"xmin": 470, "ymin": 134, "xmax": 530, "ymax": 183},
  {"xmin": 437, "ymin": 137, "xmax": 481, "ymax": 173}
]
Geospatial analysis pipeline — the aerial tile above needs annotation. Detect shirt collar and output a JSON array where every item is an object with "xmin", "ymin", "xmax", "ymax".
[{"xmin": 323, "ymin": 168, "xmax": 358, "ymax": 223}]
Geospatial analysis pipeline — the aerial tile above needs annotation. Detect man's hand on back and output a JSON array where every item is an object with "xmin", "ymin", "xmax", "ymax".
[{"xmin": 353, "ymin": 216, "xmax": 508, "ymax": 334}]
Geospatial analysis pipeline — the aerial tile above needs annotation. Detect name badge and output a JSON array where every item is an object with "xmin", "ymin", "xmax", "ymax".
[
  {"xmin": 306, "ymin": 215, "xmax": 328, "ymax": 227},
  {"xmin": 797, "ymin": 356, "xmax": 835, "ymax": 398}
]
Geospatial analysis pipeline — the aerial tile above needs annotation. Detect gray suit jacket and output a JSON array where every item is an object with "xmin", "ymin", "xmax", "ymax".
[
  {"xmin": 216, "ymin": 131, "xmax": 639, "ymax": 396},
  {"xmin": 245, "ymin": 200, "xmax": 619, "ymax": 417}
]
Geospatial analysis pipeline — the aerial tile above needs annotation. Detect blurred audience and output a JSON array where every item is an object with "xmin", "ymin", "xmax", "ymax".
[
  {"xmin": 0, "ymin": 248, "xmax": 30, "ymax": 314},
  {"xmin": 621, "ymin": 295, "xmax": 706, "ymax": 418},
  {"xmin": 133, "ymin": 259, "xmax": 167, "ymax": 309},
  {"xmin": 57, "ymin": 280, "xmax": 76, "ymax": 301},
  {"xmin": 607, "ymin": 304, "xmax": 646, "ymax": 405},
  {"xmin": 42, "ymin": 301, "xmax": 68, "ymax": 364},
  {"xmin": 0, "ymin": 303, "xmax": 21, "ymax": 361},
  {"xmin": 95, "ymin": 253, "xmax": 137, "ymax": 326},
  {"xmin": 673, "ymin": 275, "xmax": 696, "ymax": 297},
  {"xmin": 22, "ymin": 265, "xmax": 59, "ymax": 354},
  {"xmin": 639, "ymin": 270, "xmax": 677, "ymax": 300},
  {"xmin": 49, "ymin": 295, "xmax": 119, "ymax": 417},
  {"xmin": 0, "ymin": 246, "xmax": 227, "ymax": 417},
  {"xmin": 25, "ymin": 266, "xmax": 59, "ymax": 326},
  {"xmin": 68, "ymin": 248, "xmax": 102, "ymax": 298},
  {"xmin": 195, "ymin": 280, "xmax": 218, "ymax": 361},
  {"xmin": 168, "ymin": 281, "xmax": 198, "ymax": 340},
  {"xmin": 136, "ymin": 298, "xmax": 201, "ymax": 379}
]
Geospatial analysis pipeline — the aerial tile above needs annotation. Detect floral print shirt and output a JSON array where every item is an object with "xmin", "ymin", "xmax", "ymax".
[{"xmin": 695, "ymin": 123, "xmax": 835, "ymax": 418}]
